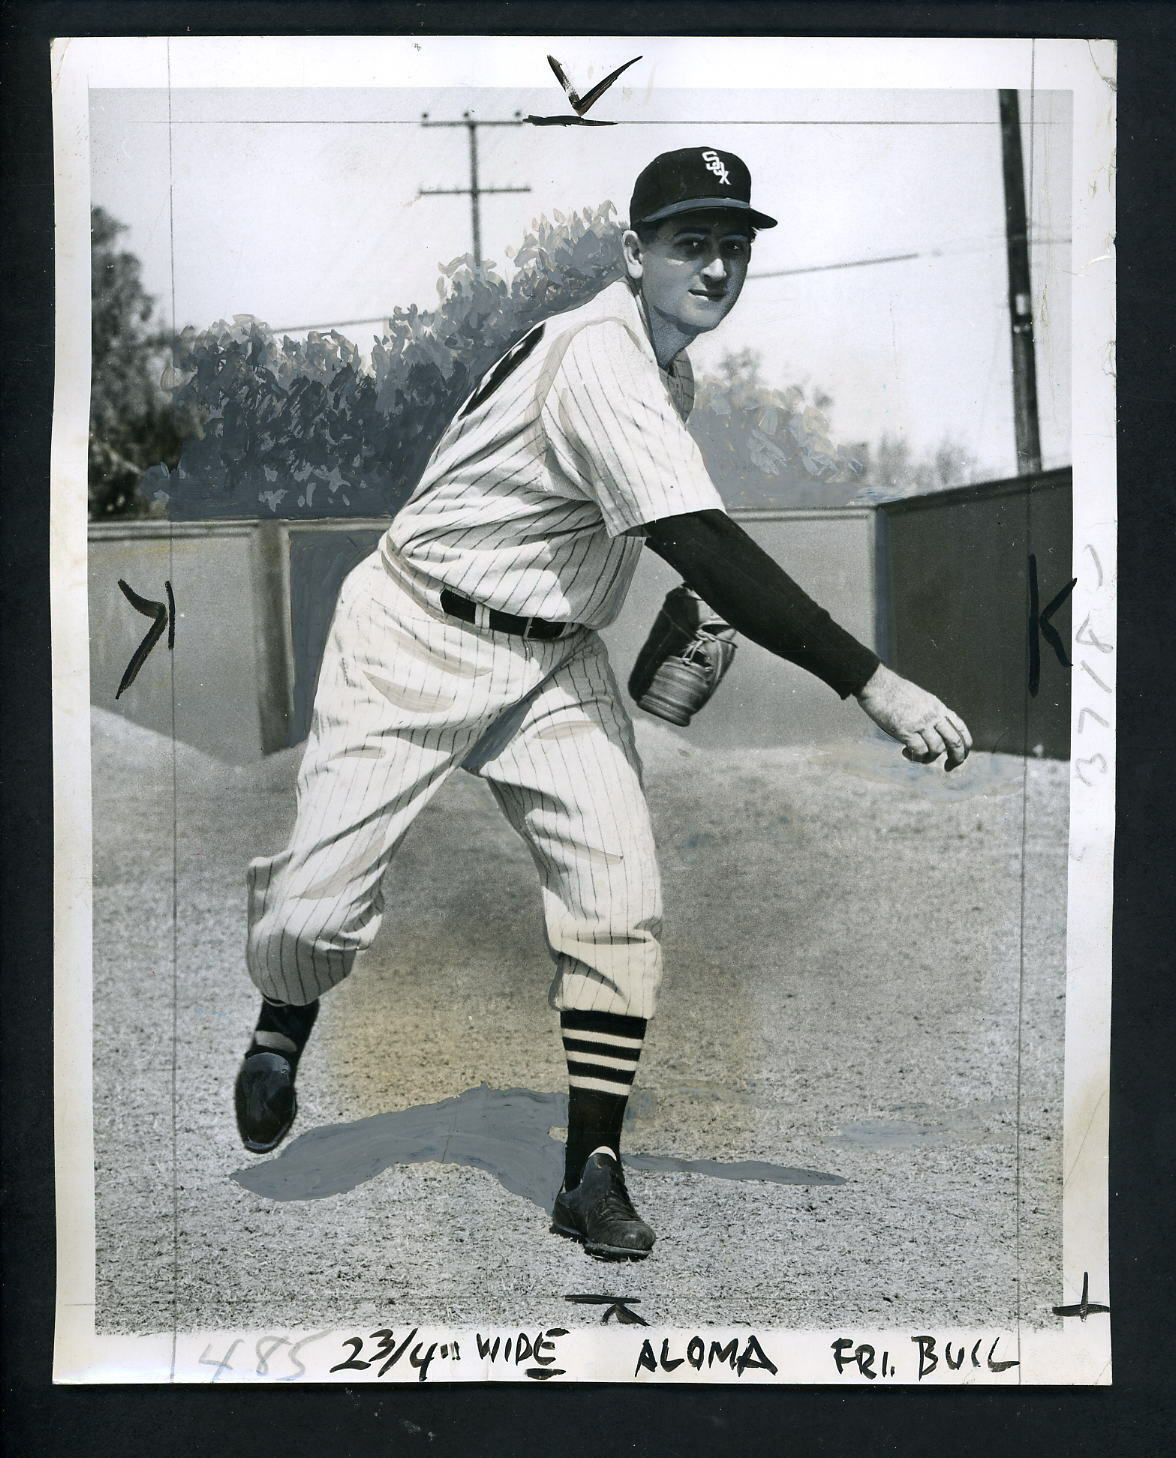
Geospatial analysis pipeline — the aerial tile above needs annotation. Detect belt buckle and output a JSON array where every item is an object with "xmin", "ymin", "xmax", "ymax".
[{"xmin": 522, "ymin": 616, "xmax": 541, "ymax": 641}]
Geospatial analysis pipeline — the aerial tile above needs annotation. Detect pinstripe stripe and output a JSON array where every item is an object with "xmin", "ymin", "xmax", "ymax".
[{"xmin": 386, "ymin": 280, "xmax": 723, "ymax": 629}]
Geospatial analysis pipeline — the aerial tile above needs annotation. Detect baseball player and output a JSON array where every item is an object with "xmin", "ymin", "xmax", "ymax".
[{"xmin": 235, "ymin": 147, "xmax": 972, "ymax": 1260}]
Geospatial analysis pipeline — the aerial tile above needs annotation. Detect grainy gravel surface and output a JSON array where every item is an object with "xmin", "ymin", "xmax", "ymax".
[{"xmin": 88, "ymin": 708, "xmax": 1067, "ymax": 1337}]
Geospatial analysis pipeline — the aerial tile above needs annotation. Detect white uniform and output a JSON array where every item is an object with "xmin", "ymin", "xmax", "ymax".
[{"xmin": 246, "ymin": 279, "xmax": 725, "ymax": 1021}]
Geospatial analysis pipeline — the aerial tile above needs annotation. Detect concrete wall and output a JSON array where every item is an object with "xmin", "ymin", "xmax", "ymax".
[
  {"xmin": 877, "ymin": 469, "xmax": 1072, "ymax": 759},
  {"xmin": 282, "ymin": 511, "xmax": 878, "ymax": 751},
  {"xmin": 88, "ymin": 522, "xmax": 266, "ymax": 764},
  {"xmin": 602, "ymin": 510, "xmax": 877, "ymax": 751},
  {"xmin": 89, "ymin": 511, "xmax": 879, "ymax": 761},
  {"xmin": 90, "ymin": 473, "xmax": 1072, "ymax": 764}
]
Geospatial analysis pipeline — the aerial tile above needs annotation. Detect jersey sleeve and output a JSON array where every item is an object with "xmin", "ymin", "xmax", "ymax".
[{"xmin": 541, "ymin": 320, "xmax": 726, "ymax": 537}]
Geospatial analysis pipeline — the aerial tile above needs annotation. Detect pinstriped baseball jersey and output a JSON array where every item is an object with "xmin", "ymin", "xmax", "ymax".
[{"xmin": 385, "ymin": 279, "xmax": 725, "ymax": 629}]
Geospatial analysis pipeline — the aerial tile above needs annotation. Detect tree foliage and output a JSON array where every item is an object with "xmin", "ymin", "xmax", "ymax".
[
  {"xmin": 93, "ymin": 199, "xmax": 981, "ymax": 520},
  {"xmin": 150, "ymin": 204, "xmax": 625, "ymax": 519},
  {"xmin": 854, "ymin": 431, "xmax": 981, "ymax": 503},
  {"xmin": 89, "ymin": 207, "xmax": 192, "ymax": 517},
  {"xmin": 688, "ymin": 348, "xmax": 983, "ymax": 508},
  {"xmin": 687, "ymin": 348, "xmax": 865, "ymax": 508}
]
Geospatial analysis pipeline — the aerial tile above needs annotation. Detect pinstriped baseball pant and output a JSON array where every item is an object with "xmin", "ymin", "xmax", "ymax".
[{"xmin": 246, "ymin": 550, "xmax": 663, "ymax": 1020}]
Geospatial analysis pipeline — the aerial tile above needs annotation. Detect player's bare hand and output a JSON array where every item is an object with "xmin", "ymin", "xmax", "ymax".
[{"xmin": 855, "ymin": 664, "xmax": 972, "ymax": 771}]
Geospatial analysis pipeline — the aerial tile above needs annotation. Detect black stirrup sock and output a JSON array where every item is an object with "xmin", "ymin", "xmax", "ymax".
[{"xmin": 560, "ymin": 1009, "xmax": 647, "ymax": 1188}]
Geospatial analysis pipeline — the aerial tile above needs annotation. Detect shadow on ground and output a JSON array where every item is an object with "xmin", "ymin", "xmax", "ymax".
[{"xmin": 232, "ymin": 1084, "xmax": 845, "ymax": 1207}]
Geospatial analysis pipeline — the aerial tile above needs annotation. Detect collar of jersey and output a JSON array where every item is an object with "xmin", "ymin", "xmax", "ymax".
[{"xmin": 606, "ymin": 278, "xmax": 685, "ymax": 380}]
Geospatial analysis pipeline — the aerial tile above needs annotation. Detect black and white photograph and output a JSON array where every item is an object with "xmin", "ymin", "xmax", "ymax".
[{"xmin": 50, "ymin": 34, "xmax": 1116, "ymax": 1385}]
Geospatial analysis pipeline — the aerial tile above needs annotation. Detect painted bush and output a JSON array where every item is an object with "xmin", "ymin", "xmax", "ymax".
[{"xmin": 148, "ymin": 204, "xmax": 626, "ymax": 520}]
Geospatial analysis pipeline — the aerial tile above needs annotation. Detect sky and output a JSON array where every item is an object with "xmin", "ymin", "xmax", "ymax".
[{"xmin": 89, "ymin": 81, "xmax": 1073, "ymax": 480}]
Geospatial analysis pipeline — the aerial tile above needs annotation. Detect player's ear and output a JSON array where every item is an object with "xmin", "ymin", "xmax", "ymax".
[{"xmin": 622, "ymin": 229, "xmax": 644, "ymax": 281}]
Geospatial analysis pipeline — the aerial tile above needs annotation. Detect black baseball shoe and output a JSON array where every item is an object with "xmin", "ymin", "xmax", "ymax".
[
  {"xmin": 234, "ymin": 1051, "xmax": 298, "ymax": 1153},
  {"xmin": 551, "ymin": 1151, "xmax": 655, "ymax": 1260}
]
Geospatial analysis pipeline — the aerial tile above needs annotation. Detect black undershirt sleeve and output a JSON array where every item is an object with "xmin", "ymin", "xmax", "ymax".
[{"xmin": 643, "ymin": 509, "xmax": 880, "ymax": 700}]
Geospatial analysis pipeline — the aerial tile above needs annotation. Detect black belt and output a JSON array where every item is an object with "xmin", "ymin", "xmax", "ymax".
[{"xmin": 439, "ymin": 588, "xmax": 572, "ymax": 640}]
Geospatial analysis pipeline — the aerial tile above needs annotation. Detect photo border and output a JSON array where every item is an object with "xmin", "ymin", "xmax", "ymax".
[
  {"xmin": 5, "ymin": 0, "xmax": 1170, "ymax": 1449},
  {"xmin": 54, "ymin": 31, "xmax": 1113, "ymax": 1389}
]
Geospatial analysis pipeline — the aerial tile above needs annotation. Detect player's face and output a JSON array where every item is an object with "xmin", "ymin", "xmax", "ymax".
[{"xmin": 629, "ymin": 212, "xmax": 753, "ymax": 337}]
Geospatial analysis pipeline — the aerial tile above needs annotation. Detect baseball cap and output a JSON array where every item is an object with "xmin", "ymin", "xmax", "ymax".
[{"xmin": 629, "ymin": 147, "xmax": 778, "ymax": 230}]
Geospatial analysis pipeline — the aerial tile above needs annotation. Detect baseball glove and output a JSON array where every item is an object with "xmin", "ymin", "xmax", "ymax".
[{"xmin": 629, "ymin": 585, "xmax": 738, "ymax": 727}]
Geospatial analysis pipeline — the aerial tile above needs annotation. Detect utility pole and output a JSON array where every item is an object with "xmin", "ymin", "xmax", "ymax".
[
  {"xmin": 998, "ymin": 89, "xmax": 1042, "ymax": 477},
  {"xmin": 419, "ymin": 112, "xmax": 530, "ymax": 268}
]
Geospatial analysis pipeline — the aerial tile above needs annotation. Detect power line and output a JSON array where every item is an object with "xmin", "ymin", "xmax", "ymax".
[
  {"xmin": 418, "ymin": 111, "xmax": 530, "ymax": 268},
  {"xmin": 267, "ymin": 235, "xmax": 1071, "ymax": 334},
  {"xmin": 749, "ymin": 251, "xmax": 920, "ymax": 280},
  {"xmin": 269, "ymin": 316, "xmax": 391, "ymax": 335},
  {"xmin": 748, "ymin": 234, "xmax": 1069, "ymax": 282}
]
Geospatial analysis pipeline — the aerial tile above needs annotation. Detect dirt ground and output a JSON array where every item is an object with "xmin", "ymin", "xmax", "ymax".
[{"xmin": 87, "ymin": 706, "xmax": 1067, "ymax": 1336}]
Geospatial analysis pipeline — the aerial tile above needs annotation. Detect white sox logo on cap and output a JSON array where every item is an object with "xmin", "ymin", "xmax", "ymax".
[{"xmin": 701, "ymin": 150, "xmax": 731, "ymax": 185}]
